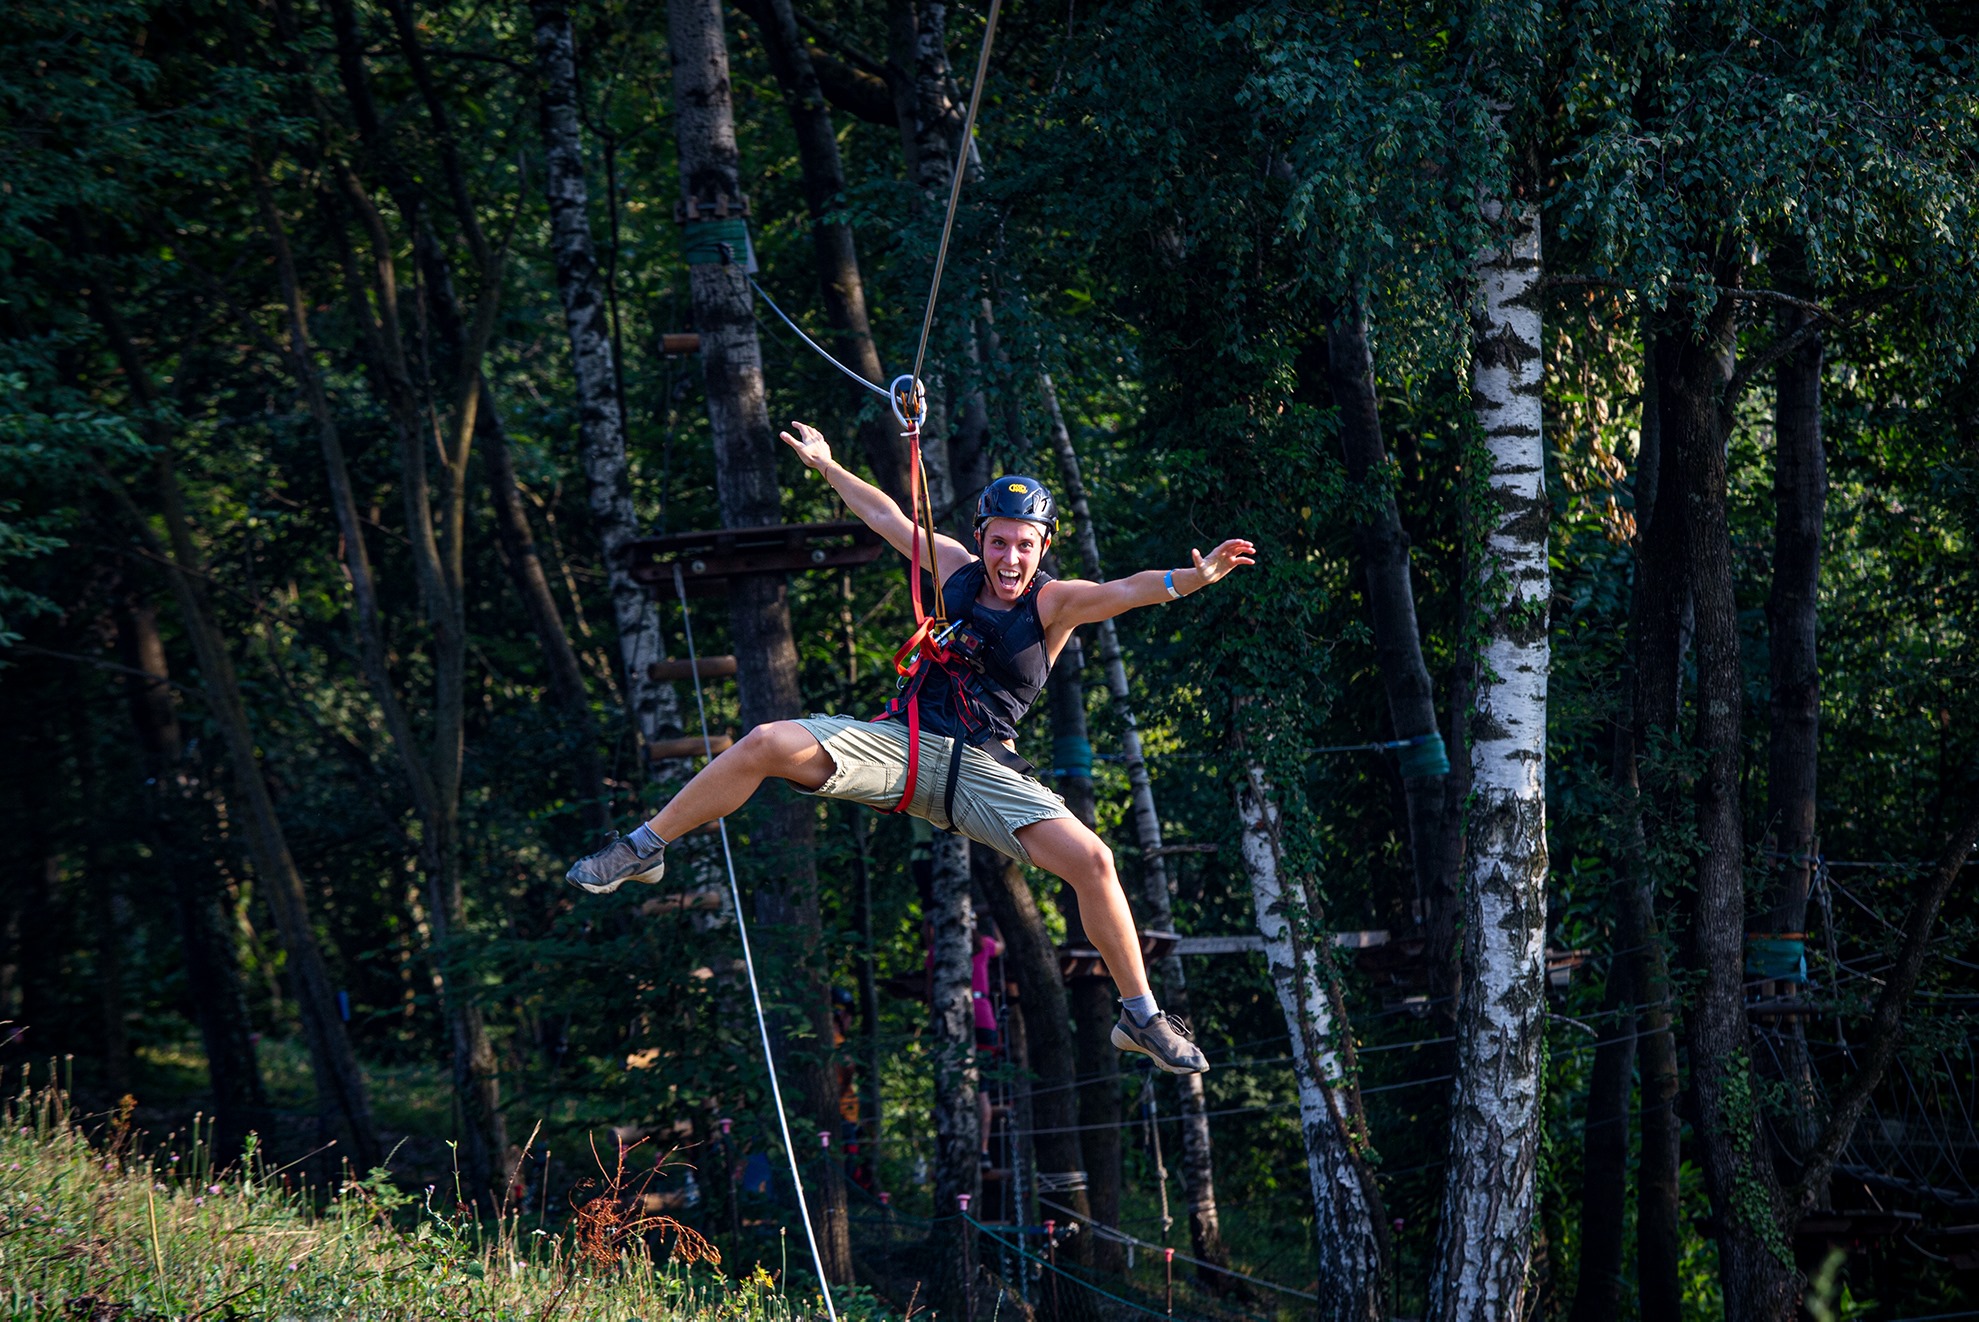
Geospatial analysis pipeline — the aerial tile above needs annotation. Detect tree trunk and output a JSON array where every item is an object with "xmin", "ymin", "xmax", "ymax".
[
  {"xmin": 531, "ymin": 0, "xmax": 680, "ymax": 753},
  {"xmin": 1659, "ymin": 295, "xmax": 1799, "ymax": 1322},
  {"xmin": 333, "ymin": 0, "xmax": 612, "ymax": 838},
  {"xmin": 90, "ymin": 290, "xmax": 380, "ymax": 1172},
  {"xmin": 1325, "ymin": 302, "xmax": 1459, "ymax": 1012},
  {"xmin": 481, "ymin": 394, "xmax": 613, "ymax": 835},
  {"xmin": 1566, "ymin": 958, "xmax": 1635, "ymax": 1322},
  {"xmin": 1044, "ymin": 638, "xmax": 1124, "ymax": 1273},
  {"xmin": 737, "ymin": 0, "xmax": 912, "ymax": 506},
  {"xmin": 668, "ymin": 0, "xmax": 852, "ymax": 1282},
  {"xmin": 116, "ymin": 598, "xmax": 270, "ymax": 1162},
  {"xmin": 1429, "ymin": 199, "xmax": 1549, "ymax": 1322},
  {"xmin": 928, "ymin": 828, "xmax": 981, "ymax": 1307},
  {"xmin": 67, "ymin": 680, "xmax": 129, "ymax": 1097},
  {"xmin": 1765, "ymin": 304, "xmax": 1823, "ymax": 936},
  {"xmin": 1041, "ymin": 376, "xmax": 1233, "ymax": 1279},
  {"xmin": 1625, "ymin": 325, "xmax": 1685, "ymax": 1320},
  {"xmin": 1236, "ymin": 763, "xmax": 1384, "ymax": 1322},
  {"xmin": 249, "ymin": 148, "xmax": 508, "ymax": 1206},
  {"xmin": 973, "ymin": 844, "xmax": 1095, "ymax": 1273},
  {"xmin": 1763, "ymin": 289, "xmax": 1825, "ymax": 1170}
]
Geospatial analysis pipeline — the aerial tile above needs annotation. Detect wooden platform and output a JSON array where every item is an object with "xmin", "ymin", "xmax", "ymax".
[{"xmin": 626, "ymin": 521, "xmax": 885, "ymax": 596}]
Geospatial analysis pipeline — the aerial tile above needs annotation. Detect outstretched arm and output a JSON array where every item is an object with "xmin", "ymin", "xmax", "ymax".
[
  {"xmin": 780, "ymin": 421, "xmax": 975, "ymax": 585},
  {"xmin": 1040, "ymin": 539, "xmax": 1257, "ymax": 630}
]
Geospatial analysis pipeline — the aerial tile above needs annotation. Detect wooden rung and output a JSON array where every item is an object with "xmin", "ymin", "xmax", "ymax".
[
  {"xmin": 661, "ymin": 333, "xmax": 701, "ymax": 355},
  {"xmin": 649, "ymin": 656, "xmax": 739, "ymax": 681},
  {"xmin": 648, "ymin": 734, "xmax": 735, "ymax": 761}
]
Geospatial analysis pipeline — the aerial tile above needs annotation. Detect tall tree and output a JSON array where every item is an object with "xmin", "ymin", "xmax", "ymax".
[
  {"xmin": 1659, "ymin": 283, "xmax": 1800, "ymax": 1319},
  {"xmin": 1235, "ymin": 760, "xmax": 1383, "ymax": 1322},
  {"xmin": 736, "ymin": 0, "xmax": 912, "ymax": 506},
  {"xmin": 1325, "ymin": 302, "xmax": 1462, "ymax": 1010},
  {"xmin": 1762, "ymin": 265, "xmax": 1826, "ymax": 1166},
  {"xmin": 531, "ymin": 0, "xmax": 682, "ymax": 756},
  {"xmin": 668, "ymin": 0, "xmax": 853, "ymax": 1281},
  {"xmin": 324, "ymin": 0, "xmax": 611, "ymax": 836},
  {"xmin": 972, "ymin": 844, "xmax": 1095, "ymax": 1270},
  {"xmin": 1042, "ymin": 376, "xmax": 1231, "ymax": 1278},
  {"xmin": 115, "ymin": 596, "xmax": 269, "ymax": 1162},
  {"xmin": 1042, "ymin": 638, "xmax": 1123, "ymax": 1272},
  {"xmin": 89, "ymin": 295, "xmax": 380, "ymax": 1173},
  {"xmin": 1429, "ymin": 197, "xmax": 1549, "ymax": 1322}
]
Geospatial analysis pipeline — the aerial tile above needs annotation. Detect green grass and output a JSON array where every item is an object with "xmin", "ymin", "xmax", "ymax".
[{"xmin": 0, "ymin": 1083, "xmax": 858, "ymax": 1321}]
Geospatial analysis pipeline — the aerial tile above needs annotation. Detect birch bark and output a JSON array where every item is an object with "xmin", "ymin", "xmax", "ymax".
[
  {"xmin": 927, "ymin": 828, "xmax": 981, "ymax": 1306},
  {"xmin": 1428, "ymin": 200, "xmax": 1549, "ymax": 1322},
  {"xmin": 1041, "ymin": 375, "xmax": 1232, "ymax": 1279},
  {"xmin": 531, "ymin": 0, "xmax": 679, "ymax": 750},
  {"xmin": 1236, "ymin": 766, "xmax": 1383, "ymax": 1322}
]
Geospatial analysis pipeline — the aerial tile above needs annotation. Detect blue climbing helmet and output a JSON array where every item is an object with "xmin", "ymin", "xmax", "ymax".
[{"xmin": 973, "ymin": 476, "xmax": 1058, "ymax": 543}]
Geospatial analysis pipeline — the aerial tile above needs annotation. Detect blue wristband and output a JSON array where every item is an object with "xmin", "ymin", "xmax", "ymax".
[{"xmin": 1164, "ymin": 569, "xmax": 1181, "ymax": 599}]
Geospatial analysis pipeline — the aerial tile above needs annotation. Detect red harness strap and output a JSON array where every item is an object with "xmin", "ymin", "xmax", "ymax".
[{"xmin": 877, "ymin": 416, "xmax": 950, "ymax": 814}]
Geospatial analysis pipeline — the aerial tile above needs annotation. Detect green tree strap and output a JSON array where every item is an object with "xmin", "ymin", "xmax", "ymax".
[
  {"xmin": 1052, "ymin": 735, "xmax": 1093, "ymax": 780},
  {"xmin": 1396, "ymin": 732, "xmax": 1449, "ymax": 779},
  {"xmin": 681, "ymin": 217, "xmax": 756, "ymax": 270},
  {"xmin": 1744, "ymin": 936, "xmax": 1806, "ymax": 983}
]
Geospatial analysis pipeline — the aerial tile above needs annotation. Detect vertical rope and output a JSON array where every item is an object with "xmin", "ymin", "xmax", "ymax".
[
  {"xmin": 908, "ymin": 0, "xmax": 1006, "ymax": 391},
  {"xmin": 674, "ymin": 563, "xmax": 838, "ymax": 1321}
]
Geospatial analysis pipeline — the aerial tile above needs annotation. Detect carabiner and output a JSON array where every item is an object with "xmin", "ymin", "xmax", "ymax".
[{"xmin": 890, "ymin": 374, "xmax": 928, "ymax": 430}]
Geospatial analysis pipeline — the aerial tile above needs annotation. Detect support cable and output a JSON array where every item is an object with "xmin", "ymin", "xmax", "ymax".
[
  {"xmin": 908, "ymin": 0, "xmax": 1004, "ymax": 391},
  {"xmin": 673, "ymin": 562, "xmax": 838, "ymax": 1322}
]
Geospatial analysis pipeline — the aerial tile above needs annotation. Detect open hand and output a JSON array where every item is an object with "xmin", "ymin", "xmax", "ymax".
[
  {"xmin": 779, "ymin": 420, "xmax": 832, "ymax": 471},
  {"xmin": 1191, "ymin": 538, "xmax": 1257, "ymax": 586}
]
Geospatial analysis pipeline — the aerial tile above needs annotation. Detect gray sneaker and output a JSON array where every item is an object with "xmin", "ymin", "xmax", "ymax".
[
  {"xmin": 1112, "ymin": 1010, "xmax": 1209, "ymax": 1074},
  {"xmin": 566, "ymin": 832, "xmax": 667, "ymax": 895}
]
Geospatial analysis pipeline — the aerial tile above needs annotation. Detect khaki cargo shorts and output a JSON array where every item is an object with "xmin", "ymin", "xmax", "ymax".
[{"xmin": 792, "ymin": 714, "xmax": 1071, "ymax": 864}]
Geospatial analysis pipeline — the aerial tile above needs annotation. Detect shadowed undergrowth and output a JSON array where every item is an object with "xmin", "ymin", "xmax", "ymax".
[{"xmin": 0, "ymin": 1082, "xmax": 844, "ymax": 1321}]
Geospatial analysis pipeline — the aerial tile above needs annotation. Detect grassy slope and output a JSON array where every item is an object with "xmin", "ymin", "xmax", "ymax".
[{"xmin": 0, "ymin": 1086, "xmax": 837, "ymax": 1321}]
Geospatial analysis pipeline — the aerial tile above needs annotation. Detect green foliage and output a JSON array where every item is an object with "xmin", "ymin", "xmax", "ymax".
[
  {"xmin": 0, "ymin": 0, "xmax": 1977, "ymax": 1314},
  {"xmin": 0, "ymin": 1084, "xmax": 821, "ymax": 1320}
]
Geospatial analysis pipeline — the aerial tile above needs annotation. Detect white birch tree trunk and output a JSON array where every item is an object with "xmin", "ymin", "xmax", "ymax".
[
  {"xmin": 530, "ymin": 2, "xmax": 679, "ymax": 750},
  {"xmin": 1428, "ymin": 198, "xmax": 1549, "ymax": 1322},
  {"xmin": 1236, "ymin": 766, "xmax": 1383, "ymax": 1322}
]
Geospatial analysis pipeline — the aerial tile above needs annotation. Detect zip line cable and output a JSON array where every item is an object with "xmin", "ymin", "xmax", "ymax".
[
  {"xmin": 749, "ymin": 276, "xmax": 892, "ymax": 401},
  {"xmin": 1033, "ymin": 1196, "xmax": 1320, "ymax": 1302},
  {"xmin": 673, "ymin": 563, "xmax": 837, "ymax": 1322},
  {"xmin": 909, "ymin": 0, "xmax": 1004, "ymax": 392},
  {"xmin": 746, "ymin": 0, "xmax": 1004, "ymax": 414}
]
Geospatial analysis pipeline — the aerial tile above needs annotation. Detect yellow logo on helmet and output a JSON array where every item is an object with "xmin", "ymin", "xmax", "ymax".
[{"xmin": 1008, "ymin": 482, "xmax": 1026, "ymax": 493}]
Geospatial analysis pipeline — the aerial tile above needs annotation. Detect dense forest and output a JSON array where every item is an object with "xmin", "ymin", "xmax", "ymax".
[{"xmin": 3, "ymin": 1, "xmax": 1978, "ymax": 1318}]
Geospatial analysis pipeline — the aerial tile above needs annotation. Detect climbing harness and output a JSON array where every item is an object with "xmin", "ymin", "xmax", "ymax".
[{"xmin": 673, "ymin": 563, "xmax": 838, "ymax": 1322}]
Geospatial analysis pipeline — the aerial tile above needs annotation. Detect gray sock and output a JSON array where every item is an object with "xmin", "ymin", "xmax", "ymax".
[
  {"xmin": 629, "ymin": 823, "xmax": 668, "ymax": 855},
  {"xmin": 1121, "ymin": 993, "xmax": 1160, "ymax": 1027}
]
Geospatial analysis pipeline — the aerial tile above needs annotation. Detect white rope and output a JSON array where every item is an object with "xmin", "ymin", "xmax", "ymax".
[{"xmin": 673, "ymin": 562, "xmax": 838, "ymax": 1321}]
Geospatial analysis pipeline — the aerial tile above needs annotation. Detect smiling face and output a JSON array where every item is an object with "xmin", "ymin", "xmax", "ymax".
[{"xmin": 977, "ymin": 517, "xmax": 1047, "ymax": 604}]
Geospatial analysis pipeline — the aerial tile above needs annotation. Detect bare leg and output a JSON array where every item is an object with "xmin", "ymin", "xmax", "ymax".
[
  {"xmin": 644, "ymin": 721, "xmax": 835, "ymax": 840},
  {"xmin": 1014, "ymin": 816, "xmax": 1152, "ymax": 1001}
]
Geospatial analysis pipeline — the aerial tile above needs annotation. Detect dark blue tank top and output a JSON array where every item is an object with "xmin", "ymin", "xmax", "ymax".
[{"xmin": 912, "ymin": 560, "xmax": 1055, "ymax": 744}]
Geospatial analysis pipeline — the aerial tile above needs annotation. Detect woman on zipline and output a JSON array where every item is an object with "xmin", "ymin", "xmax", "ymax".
[{"xmin": 567, "ymin": 420, "xmax": 1254, "ymax": 1074}]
